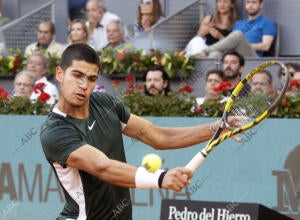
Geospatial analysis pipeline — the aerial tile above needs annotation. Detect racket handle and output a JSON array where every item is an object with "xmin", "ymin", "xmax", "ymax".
[{"xmin": 185, "ymin": 151, "xmax": 207, "ymax": 172}]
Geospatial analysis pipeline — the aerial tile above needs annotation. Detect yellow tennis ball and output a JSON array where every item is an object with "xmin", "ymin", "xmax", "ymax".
[{"xmin": 142, "ymin": 153, "xmax": 162, "ymax": 172}]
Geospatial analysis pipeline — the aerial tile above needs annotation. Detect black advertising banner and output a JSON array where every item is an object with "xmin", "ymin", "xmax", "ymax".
[{"xmin": 160, "ymin": 199, "xmax": 293, "ymax": 220}]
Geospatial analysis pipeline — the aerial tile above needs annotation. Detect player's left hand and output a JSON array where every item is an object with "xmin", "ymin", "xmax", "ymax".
[{"xmin": 212, "ymin": 116, "xmax": 249, "ymax": 142}]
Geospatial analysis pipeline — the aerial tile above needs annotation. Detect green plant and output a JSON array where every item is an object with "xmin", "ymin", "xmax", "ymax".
[
  {"xmin": 0, "ymin": 86, "xmax": 52, "ymax": 115},
  {"xmin": 275, "ymin": 80, "xmax": 300, "ymax": 118},
  {"xmin": 0, "ymin": 48, "xmax": 60, "ymax": 76},
  {"xmin": 100, "ymin": 44, "xmax": 195, "ymax": 78},
  {"xmin": 195, "ymin": 99, "xmax": 225, "ymax": 117},
  {"xmin": 45, "ymin": 52, "xmax": 61, "ymax": 75},
  {"xmin": 0, "ymin": 48, "xmax": 24, "ymax": 75},
  {"xmin": 1, "ymin": 79, "xmax": 300, "ymax": 117},
  {"xmin": 0, "ymin": 96, "xmax": 52, "ymax": 115},
  {"xmin": 276, "ymin": 95, "xmax": 300, "ymax": 118},
  {"xmin": 116, "ymin": 79, "xmax": 197, "ymax": 116}
]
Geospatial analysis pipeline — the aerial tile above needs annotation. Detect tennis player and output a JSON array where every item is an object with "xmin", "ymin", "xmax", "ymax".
[{"xmin": 40, "ymin": 43, "xmax": 241, "ymax": 220}]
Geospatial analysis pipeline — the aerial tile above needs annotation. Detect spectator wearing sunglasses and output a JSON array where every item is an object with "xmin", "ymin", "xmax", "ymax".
[{"xmin": 134, "ymin": 0, "xmax": 164, "ymax": 36}]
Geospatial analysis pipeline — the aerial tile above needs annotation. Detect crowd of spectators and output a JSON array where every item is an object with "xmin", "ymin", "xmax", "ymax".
[
  {"xmin": 193, "ymin": 0, "xmax": 276, "ymax": 58},
  {"xmin": 185, "ymin": 0, "xmax": 239, "ymax": 56}
]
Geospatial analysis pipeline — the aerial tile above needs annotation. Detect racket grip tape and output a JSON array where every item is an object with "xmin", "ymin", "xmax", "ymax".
[{"xmin": 185, "ymin": 151, "xmax": 207, "ymax": 172}]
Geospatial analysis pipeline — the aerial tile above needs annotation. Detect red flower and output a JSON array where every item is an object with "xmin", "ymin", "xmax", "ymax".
[
  {"xmin": 34, "ymin": 82, "xmax": 46, "ymax": 94},
  {"xmin": 213, "ymin": 81, "xmax": 232, "ymax": 92},
  {"xmin": 283, "ymin": 102, "xmax": 290, "ymax": 108},
  {"xmin": 125, "ymin": 89, "xmax": 134, "ymax": 94},
  {"xmin": 112, "ymin": 79, "xmax": 120, "ymax": 86},
  {"xmin": 195, "ymin": 105, "xmax": 201, "ymax": 114},
  {"xmin": 97, "ymin": 85, "xmax": 105, "ymax": 90},
  {"xmin": 13, "ymin": 54, "xmax": 22, "ymax": 73},
  {"xmin": 125, "ymin": 76, "xmax": 134, "ymax": 83},
  {"xmin": 137, "ymin": 85, "xmax": 143, "ymax": 91},
  {"xmin": 132, "ymin": 55, "xmax": 140, "ymax": 62},
  {"xmin": 179, "ymin": 85, "xmax": 193, "ymax": 93},
  {"xmin": 38, "ymin": 90, "xmax": 50, "ymax": 103},
  {"xmin": 0, "ymin": 88, "xmax": 6, "ymax": 93},
  {"xmin": 116, "ymin": 50, "xmax": 126, "ymax": 60},
  {"xmin": 128, "ymin": 84, "xmax": 135, "ymax": 89},
  {"xmin": 289, "ymin": 79, "xmax": 299, "ymax": 88},
  {"xmin": 0, "ymin": 87, "xmax": 9, "ymax": 99}
]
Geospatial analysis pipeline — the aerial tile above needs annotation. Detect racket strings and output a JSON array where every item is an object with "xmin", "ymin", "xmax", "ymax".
[{"xmin": 228, "ymin": 80, "xmax": 278, "ymax": 122}]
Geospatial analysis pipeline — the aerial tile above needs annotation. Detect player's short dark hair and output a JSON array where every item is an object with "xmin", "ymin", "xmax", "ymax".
[
  {"xmin": 221, "ymin": 50, "xmax": 245, "ymax": 67},
  {"xmin": 59, "ymin": 44, "xmax": 101, "ymax": 73}
]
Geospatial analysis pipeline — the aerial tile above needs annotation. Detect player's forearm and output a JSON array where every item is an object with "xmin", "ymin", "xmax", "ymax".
[
  {"xmin": 93, "ymin": 159, "xmax": 137, "ymax": 188},
  {"xmin": 150, "ymin": 123, "xmax": 214, "ymax": 150},
  {"xmin": 94, "ymin": 159, "xmax": 178, "ymax": 191}
]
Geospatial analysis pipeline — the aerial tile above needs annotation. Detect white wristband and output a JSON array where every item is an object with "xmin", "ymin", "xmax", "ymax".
[{"xmin": 135, "ymin": 167, "xmax": 164, "ymax": 189}]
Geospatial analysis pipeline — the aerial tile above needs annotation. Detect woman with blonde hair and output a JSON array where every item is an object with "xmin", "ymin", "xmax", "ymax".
[
  {"xmin": 185, "ymin": 0, "xmax": 239, "ymax": 56},
  {"xmin": 68, "ymin": 18, "xmax": 89, "ymax": 44}
]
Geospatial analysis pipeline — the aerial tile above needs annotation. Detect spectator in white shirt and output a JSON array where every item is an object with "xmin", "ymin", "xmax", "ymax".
[
  {"xmin": 85, "ymin": 0, "xmax": 122, "ymax": 50},
  {"xmin": 26, "ymin": 53, "xmax": 59, "ymax": 105}
]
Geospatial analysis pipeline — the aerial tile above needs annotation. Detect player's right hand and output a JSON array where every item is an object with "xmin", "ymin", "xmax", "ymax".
[{"xmin": 161, "ymin": 167, "xmax": 193, "ymax": 192}]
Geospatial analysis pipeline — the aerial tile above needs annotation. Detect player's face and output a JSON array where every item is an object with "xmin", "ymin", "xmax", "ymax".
[
  {"xmin": 56, "ymin": 60, "xmax": 99, "ymax": 108},
  {"xmin": 222, "ymin": 55, "xmax": 243, "ymax": 80},
  {"xmin": 250, "ymin": 73, "xmax": 271, "ymax": 94},
  {"xmin": 145, "ymin": 70, "xmax": 167, "ymax": 95},
  {"xmin": 245, "ymin": 0, "xmax": 262, "ymax": 17}
]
